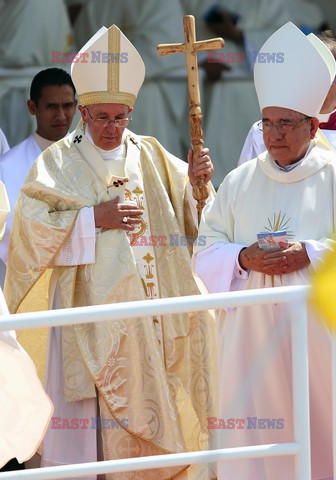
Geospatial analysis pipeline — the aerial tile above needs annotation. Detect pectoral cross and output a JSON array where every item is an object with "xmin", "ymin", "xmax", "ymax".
[{"xmin": 157, "ymin": 15, "xmax": 224, "ymax": 223}]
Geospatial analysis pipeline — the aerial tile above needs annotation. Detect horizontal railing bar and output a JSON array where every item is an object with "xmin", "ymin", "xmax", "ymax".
[
  {"xmin": 0, "ymin": 443, "xmax": 300, "ymax": 479},
  {"xmin": 0, "ymin": 285, "xmax": 309, "ymax": 331}
]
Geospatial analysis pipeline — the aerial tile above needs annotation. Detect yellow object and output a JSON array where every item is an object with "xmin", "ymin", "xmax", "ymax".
[
  {"xmin": 310, "ymin": 246, "xmax": 336, "ymax": 334},
  {"xmin": 16, "ymin": 270, "xmax": 52, "ymax": 384}
]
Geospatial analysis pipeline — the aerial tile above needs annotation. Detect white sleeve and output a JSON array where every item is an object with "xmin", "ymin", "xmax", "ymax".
[
  {"xmin": 304, "ymin": 239, "xmax": 336, "ymax": 271},
  {"xmin": 186, "ymin": 182, "xmax": 215, "ymax": 229},
  {"xmin": 53, "ymin": 206, "xmax": 96, "ymax": 266},
  {"xmin": 194, "ymin": 242, "xmax": 249, "ymax": 294}
]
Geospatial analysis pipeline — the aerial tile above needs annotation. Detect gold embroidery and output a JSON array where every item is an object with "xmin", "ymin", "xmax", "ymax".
[
  {"xmin": 109, "ymin": 25, "xmax": 119, "ymax": 94},
  {"xmin": 125, "ymin": 189, "xmax": 132, "ymax": 201},
  {"xmin": 265, "ymin": 210, "xmax": 294, "ymax": 238},
  {"xmin": 126, "ymin": 186, "xmax": 147, "ymax": 245},
  {"xmin": 143, "ymin": 253, "xmax": 154, "ymax": 264},
  {"xmin": 79, "ymin": 91, "xmax": 136, "ymax": 107}
]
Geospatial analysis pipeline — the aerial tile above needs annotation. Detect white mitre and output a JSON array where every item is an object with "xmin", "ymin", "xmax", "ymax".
[
  {"xmin": 254, "ymin": 22, "xmax": 336, "ymax": 117},
  {"xmin": 71, "ymin": 25, "xmax": 145, "ymax": 107}
]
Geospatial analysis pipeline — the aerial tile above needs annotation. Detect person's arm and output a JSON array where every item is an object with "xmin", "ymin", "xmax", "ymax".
[
  {"xmin": 194, "ymin": 241, "xmax": 249, "ymax": 294},
  {"xmin": 187, "ymin": 147, "xmax": 215, "ymax": 227},
  {"xmin": 193, "ymin": 175, "xmax": 250, "ymax": 293},
  {"xmin": 238, "ymin": 241, "xmax": 311, "ymax": 276},
  {"xmin": 53, "ymin": 197, "xmax": 144, "ymax": 266},
  {"xmin": 303, "ymin": 239, "xmax": 336, "ymax": 269},
  {"xmin": 186, "ymin": 183, "xmax": 214, "ymax": 229},
  {"xmin": 52, "ymin": 206, "xmax": 95, "ymax": 266}
]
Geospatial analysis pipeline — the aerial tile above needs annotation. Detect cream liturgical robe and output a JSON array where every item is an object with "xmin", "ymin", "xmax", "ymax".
[
  {"xmin": 5, "ymin": 125, "xmax": 217, "ymax": 479},
  {"xmin": 0, "ymin": 181, "xmax": 53, "ymax": 468},
  {"xmin": 194, "ymin": 138, "xmax": 336, "ymax": 480}
]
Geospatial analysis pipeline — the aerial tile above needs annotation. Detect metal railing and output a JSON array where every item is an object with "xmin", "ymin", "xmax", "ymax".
[{"xmin": 0, "ymin": 285, "xmax": 313, "ymax": 479}]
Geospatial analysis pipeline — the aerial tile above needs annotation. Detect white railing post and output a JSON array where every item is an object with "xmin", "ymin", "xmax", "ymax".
[
  {"xmin": 289, "ymin": 299, "xmax": 311, "ymax": 480},
  {"xmin": 0, "ymin": 285, "xmax": 315, "ymax": 479}
]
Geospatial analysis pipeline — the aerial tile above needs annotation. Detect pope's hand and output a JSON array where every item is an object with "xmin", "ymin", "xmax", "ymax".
[
  {"xmin": 188, "ymin": 147, "xmax": 214, "ymax": 186},
  {"xmin": 94, "ymin": 196, "xmax": 143, "ymax": 230},
  {"xmin": 239, "ymin": 241, "xmax": 310, "ymax": 275}
]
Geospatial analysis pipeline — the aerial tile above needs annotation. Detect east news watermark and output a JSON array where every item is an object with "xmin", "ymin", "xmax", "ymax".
[
  {"xmin": 51, "ymin": 50, "xmax": 284, "ymax": 65},
  {"xmin": 129, "ymin": 234, "xmax": 206, "ymax": 247},
  {"xmin": 51, "ymin": 51, "xmax": 129, "ymax": 64},
  {"xmin": 208, "ymin": 417, "xmax": 285, "ymax": 429},
  {"xmin": 207, "ymin": 50, "xmax": 285, "ymax": 64},
  {"xmin": 51, "ymin": 416, "xmax": 284, "ymax": 430},
  {"xmin": 51, "ymin": 416, "xmax": 128, "ymax": 430}
]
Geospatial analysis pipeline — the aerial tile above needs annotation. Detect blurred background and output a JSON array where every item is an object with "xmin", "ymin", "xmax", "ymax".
[{"xmin": 0, "ymin": 0, "xmax": 334, "ymax": 188}]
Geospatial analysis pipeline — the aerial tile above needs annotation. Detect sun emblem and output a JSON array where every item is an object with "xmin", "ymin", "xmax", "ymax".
[{"xmin": 264, "ymin": 211, "xmax": 294, "ymax": 238}]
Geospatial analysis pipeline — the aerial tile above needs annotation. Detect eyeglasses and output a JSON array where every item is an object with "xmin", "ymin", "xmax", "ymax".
[
  {"xmin": 85, "ymin": 107, "xmax": 131, "ymax": 128},
  {"xmin": 258, "ymin": 116, "xmax": 311, "ymax": 133}
]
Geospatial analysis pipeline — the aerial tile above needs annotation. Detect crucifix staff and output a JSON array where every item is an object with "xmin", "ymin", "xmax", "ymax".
[{"xmin": 157, "ymin": 15, "xmax": 224, "ymax": 223}]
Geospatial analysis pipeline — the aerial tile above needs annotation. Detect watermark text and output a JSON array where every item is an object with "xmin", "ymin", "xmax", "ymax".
[
  {"xmin": 51, "ymin": 416, "xmax": 128, "ymax": 429},
  {"xmin": 207, "ymin": 51, "xmax": 284, "ymax": 64},
  {"xmin": 208, "ymin": 417, "xmax": 285, "ymax": 429},
  {"xmin": 51, "ymin": 51, "xmax": 128, "ymax": 64}
]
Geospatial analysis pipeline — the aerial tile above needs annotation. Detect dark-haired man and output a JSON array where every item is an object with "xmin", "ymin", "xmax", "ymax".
[{"xmin": 0, "ymin": 67, "xmax": 77, "ymax": 285}]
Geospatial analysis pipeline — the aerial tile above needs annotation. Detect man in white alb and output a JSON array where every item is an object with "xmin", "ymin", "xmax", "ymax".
[
  {"xmin": 195, "ymin": 22, "xmax": 336, "ymax": 480},
  {"xmin": 0, "ymin": 68, "xmax": 77, "ymax": 286}
]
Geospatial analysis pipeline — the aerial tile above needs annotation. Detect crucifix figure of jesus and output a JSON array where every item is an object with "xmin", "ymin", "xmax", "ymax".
[{"xmin": 157, "ymin": 15, "xmax": 224, "ymax": 223}]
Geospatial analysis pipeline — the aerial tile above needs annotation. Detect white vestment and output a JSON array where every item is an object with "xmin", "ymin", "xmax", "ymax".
[
  {"xmin": 0, "ymin": 133, "xmax": 59, "ymax": 287},
  {"xmin": 0, "ymin": 0, "xmax": 75, "ymax": 146},
  {"xmin": 194, "ymin": 140, "xmax": 335, "ymax": 480},
  {"xmin": 73, "ymin": 0, "xmax": 188, "ymax": 159},
  {"xmin": 239, "ymin": 121, "xmax": 336, "ymax": 166},
  {"xmin": 0, "ymin": 135, "xmax": 42, "ymax": 276}
]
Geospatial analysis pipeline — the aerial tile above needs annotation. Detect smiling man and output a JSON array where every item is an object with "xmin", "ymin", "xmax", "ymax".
[
  {"xmin": 4, "ymin": 25, "xmax": 216, "ymax": 480},
  {"xmin": 0, "ymin": 68, "xmax": 77, "ymax": 285},
  {"xmin": 195, "ymin": 22, "xmax": 336, "ymax": 480}
]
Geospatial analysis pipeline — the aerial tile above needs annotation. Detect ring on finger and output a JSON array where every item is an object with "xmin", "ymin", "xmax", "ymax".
[{"xmin": 122, "ymin": 216, "xmax": 128, "ymax": 224}]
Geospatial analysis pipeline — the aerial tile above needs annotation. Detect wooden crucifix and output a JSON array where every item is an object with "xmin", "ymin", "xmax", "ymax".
[{"xmin": 157, "ymin": 15, "xmax": 224, "ymax": 223}]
